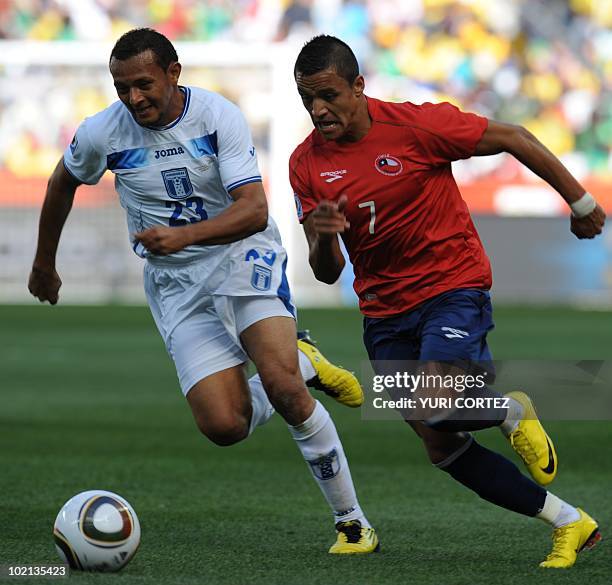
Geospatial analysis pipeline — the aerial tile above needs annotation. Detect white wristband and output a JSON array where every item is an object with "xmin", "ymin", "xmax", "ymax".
[{"xmin": 570, "ymin": 192, "xmax": 597, "ymax": 218}]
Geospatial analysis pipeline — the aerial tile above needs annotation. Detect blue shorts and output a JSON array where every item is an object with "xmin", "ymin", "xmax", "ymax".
[{"xmin": 363, "ymin": 289, "xmax": 494, "ymax": 366}]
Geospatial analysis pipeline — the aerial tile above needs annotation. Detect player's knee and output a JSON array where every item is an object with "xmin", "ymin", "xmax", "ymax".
[
  {"xmin": 419, "ymin": 432, "xmax": 471, "ymax": 465},
  {"xmin": 203, "ymin": 425, "xmax": 249, "ymax": 447},
  {"xmin": 420, "ymin": 440, "xmax": 450, "ymax": 464},
  {"xmin": 195, "ymin": 416, "xmax": 249, "ymax": 447}
]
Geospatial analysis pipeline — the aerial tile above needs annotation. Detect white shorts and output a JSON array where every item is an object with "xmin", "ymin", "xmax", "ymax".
[{"xmin": 144, "ymin": 258, "xmax": 296, "ymax": 395}]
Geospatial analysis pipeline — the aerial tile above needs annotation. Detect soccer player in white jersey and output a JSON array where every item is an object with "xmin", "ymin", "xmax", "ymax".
[{"xmin": 28, "ymin": 28, "xmax": 378, "ymax": 554}]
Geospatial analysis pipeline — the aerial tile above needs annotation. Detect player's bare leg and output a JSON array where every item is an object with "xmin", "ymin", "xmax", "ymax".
[
  {"xmin": 186, "ymin": 365, "xmax": 253, "ymax": 445},
  {"xmin": 185, "ymin": 332, "xmax": 364, "ymax": 445},
  {"xmin": 241, "ymin": 316, "xmax": 314, "ymax": 425},
  {"xmin": 241, "ymin": 316, "xmax": 379, "ymax": 554}
]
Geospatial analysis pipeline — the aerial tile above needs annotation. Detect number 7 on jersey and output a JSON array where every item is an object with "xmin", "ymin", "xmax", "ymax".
[{"xmin": 358, "ymin": 200, "xmax": 376, "ymax": 234}]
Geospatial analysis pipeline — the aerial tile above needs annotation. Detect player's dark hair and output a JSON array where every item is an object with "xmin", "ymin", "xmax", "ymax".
[
  {"xmin": 110, "ymin": 28, "xmax": 178, "ymax": 71},
  {"xmin": 294, "ymin": 35, "xmax": 359, "ymax": 85}
]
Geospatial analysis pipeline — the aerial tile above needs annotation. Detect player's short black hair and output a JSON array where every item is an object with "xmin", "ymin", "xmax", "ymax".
[
  {"xmin": 294, "ymin": 35, "xmax": 359, "ymax": 85},
  {"xmin": 110, "ymin": 28, "xmax": 178, "ymax": 71}
]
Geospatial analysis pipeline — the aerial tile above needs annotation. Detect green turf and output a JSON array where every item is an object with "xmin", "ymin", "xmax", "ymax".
[{"xmin": 0, "ymin": 305, "xmax": 610, "ymax": 584}]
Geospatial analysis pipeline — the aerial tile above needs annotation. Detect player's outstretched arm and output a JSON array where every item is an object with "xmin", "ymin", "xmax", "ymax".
[
  {"xmin": 474, "ymin": 120, "xmax": 605, "ymax": 239},
  {"xmin": 28, "ymin": 158, "xmax": 82, "ymax": 305},
  {"xmin": 134, "ymin": 180, "xmax": 268, "ymax": 255},
  {"xmin": 303, "ymin": 195, "xmax": 348, "ymax": 284}
]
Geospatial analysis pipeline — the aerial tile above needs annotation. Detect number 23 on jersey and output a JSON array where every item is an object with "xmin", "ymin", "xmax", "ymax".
[{"xmin": 166, "ymin": 197, "xmax": 208, "ymax": 226}]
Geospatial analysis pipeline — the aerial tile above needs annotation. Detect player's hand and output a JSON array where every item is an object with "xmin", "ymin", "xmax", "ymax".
[
  {"xmin": 310, "ymin": 195, "xmax": 350, "ymax": 241},
  {"xmin": 570, "ymin": 204, "xmax": 606, "ymax": 239},
  {"xmin": 133, "ymin": 226, "xmax": 190, "ymax": 255},
  {"xmin": 28, "ymin": 265, "xmax": 62, "ymax": 305}
]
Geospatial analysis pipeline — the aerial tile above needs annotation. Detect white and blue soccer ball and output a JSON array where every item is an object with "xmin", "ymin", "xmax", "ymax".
[{"xmin": 53, "ymin": 490, "xmax": 140, "ymax": 572}]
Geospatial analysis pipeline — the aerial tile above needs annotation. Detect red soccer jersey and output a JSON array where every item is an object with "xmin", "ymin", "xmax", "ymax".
[{"xmin": 290, "ymin": 96, "xmax": 493, "ymax": 318}]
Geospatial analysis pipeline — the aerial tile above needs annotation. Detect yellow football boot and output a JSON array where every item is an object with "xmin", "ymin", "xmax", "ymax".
[
  {"xmin": 540, "ymin": 508, "xmax": 601, "ymax": 568},
  {"xmin": 329, "ymin": 520, "xmax": 380, "ymax": 554},
  {"xmin": 297, "ymin": 331, "xmax": 364, "ymax": 408},
  {"xmin": 505, "ymin": 391, "xmax": 557, "ymax": 486}
]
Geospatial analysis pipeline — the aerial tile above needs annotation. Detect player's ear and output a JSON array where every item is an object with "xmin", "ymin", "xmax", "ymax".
[
  {"xmin": 167, "ymin": 61, "xmax": 181, "ymax": 83},
  {"xmin": 353, "ymin": 75, "xmax": 365, "ymax": 97}
]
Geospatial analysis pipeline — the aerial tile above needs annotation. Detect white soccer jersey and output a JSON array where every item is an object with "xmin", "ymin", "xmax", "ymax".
[{"xmin": 63, "ymin": 86, "xmax": 282, "ymax": 267}]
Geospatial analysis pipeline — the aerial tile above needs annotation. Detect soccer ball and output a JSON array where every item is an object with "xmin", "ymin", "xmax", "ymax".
[{"xmin": 53, "ymin": 490, "xmax": 140, "ymax": 572}]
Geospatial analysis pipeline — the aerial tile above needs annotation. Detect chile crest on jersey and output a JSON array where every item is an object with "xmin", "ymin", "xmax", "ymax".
[{"xmin": 374, "ymin": 154, "xmax": 403, "ymax": 176}]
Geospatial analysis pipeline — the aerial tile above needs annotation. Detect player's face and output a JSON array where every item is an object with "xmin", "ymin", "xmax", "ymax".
[
  {"xmin": 296, "ymin": 68, "xmax": 367, "ymax": 142},
  {"xmin": 110, "ymin": 50, "xmax": 182, "ymax": 127}
]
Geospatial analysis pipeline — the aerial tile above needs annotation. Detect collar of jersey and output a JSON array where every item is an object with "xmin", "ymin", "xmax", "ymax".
[{"xmin": 145, "ymin": 86, "xmax": 191, "ymax": 131}]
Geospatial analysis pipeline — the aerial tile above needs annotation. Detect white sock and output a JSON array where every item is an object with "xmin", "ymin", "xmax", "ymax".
[
  {"xmin": 298, "ymin": 348, "xmax": 317, "ymax": 381},
  {"xmin": 536, "ymin": 492, "xmax": 580, "ymax": 528},
  {"xmin": 499, "ymin": 397, "xmax": 524, "ymax": 436},
  {"xmin": 289, "ymin": 400, "xmax": 370, "ymax": 527},
  {"xmin": 247, "ymin": 374, "xmax": 275, "ymax": 435}
]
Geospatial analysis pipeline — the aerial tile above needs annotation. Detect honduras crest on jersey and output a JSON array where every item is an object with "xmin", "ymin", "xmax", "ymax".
[
  {"xmin": 162, "ymin": 167, "xmax": 193, "ymax": 200},
  {"xmin": 251, "ymin": 264, "xmax": 272, "ymax": 291}
]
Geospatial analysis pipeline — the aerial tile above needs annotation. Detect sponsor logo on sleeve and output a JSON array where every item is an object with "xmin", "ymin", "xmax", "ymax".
[
  {"xmin": 294, "ymin": 193, "xmax": 304, "ymax": 220},
  {"xmin": 69, "ymin": 135, "xmax": 78, "ymax": 155}
]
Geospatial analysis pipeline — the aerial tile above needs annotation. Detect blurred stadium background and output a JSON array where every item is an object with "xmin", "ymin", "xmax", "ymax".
[
  {"xmin": 2, "ymin": 3, "xmax": 611, "ymax": 582},
  {"xmin": 1, "ymin": 0, "xmax": 611, "ymax": 306}
]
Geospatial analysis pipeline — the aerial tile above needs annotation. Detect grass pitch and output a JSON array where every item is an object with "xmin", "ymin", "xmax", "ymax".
[{"xmin": 0, "ymin": 305, "xmax": 610, "ymax": 584}]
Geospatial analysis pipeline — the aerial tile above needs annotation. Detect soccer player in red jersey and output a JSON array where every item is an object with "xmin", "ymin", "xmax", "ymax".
[{"xmin": 290, "ymin": 35, "xmax": 604, "ymax": 569}]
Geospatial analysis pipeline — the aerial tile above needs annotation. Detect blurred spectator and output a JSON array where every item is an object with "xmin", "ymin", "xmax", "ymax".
[
  {"xmin": 0, "ymin": 0, "xmax": 609, "ymax": 179},
  {"xmin": 276, "ymin": 0, "xmax": 313, "ymax": 41}
]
